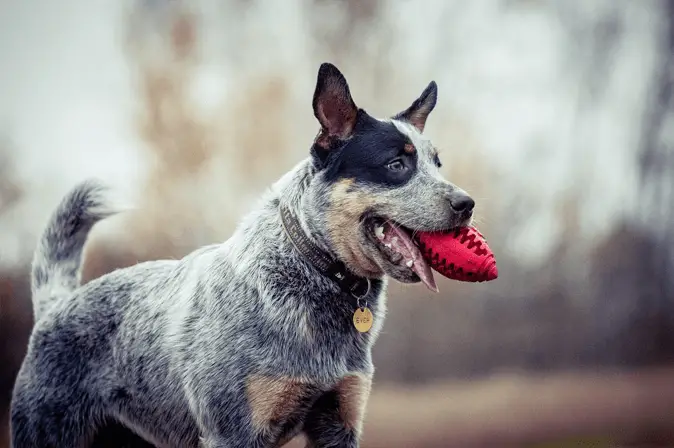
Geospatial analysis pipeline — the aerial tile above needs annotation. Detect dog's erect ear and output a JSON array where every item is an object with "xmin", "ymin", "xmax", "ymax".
[
  {"xmin": 313, "ymin": 63, "xmax": 358, "ymax": 148},
  {"xmin": 393, "ymin": 81, "xmax": 438, "ymax": 133}
]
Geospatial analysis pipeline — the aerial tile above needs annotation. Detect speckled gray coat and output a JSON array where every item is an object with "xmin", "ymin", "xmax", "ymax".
[{"xmin": 10, "ymin": 63, "xmax": 473, "ymax": 448}]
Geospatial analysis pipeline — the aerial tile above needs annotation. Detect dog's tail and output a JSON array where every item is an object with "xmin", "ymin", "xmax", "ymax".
[{"xmin": 31, "ymin": 179, "xmax": 117, "ymax": 320}]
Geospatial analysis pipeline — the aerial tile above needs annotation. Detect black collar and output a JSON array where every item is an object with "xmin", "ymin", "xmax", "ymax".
[{"xmin": 279, "ymin": 204, "xmax": 370, "ymax": 303}]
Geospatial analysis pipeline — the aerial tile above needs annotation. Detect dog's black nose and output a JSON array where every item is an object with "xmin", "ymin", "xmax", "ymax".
[{"xmin": 449, "ymin": 194, "xmax": 475, "ymax": 213}]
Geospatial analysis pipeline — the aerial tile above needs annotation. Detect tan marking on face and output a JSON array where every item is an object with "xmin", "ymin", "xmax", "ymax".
[
  {"xmin": 404, "ymin": 142, "xmax": 416, "ymax": 154},
  {"xmin": 336, "ymin": 373, "xmax": 372, "ymax": 434},
  {"xmin": 246, "ymin": 375, "xmax": 313, "ymax": 431},
  {"xmin": 326, "ymin": 179, "xmax": 382, "ymax": 277}
]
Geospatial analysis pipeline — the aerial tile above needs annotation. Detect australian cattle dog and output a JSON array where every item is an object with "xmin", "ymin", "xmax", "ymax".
[{"xmin": 11, "ymin": 63, "xmax": 475, "ymax": 447}]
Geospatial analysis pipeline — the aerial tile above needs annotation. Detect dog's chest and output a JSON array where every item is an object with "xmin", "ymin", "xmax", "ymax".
[
  {"xmin": 263, "ymin": 284, "xmax": 385, "ymax": 362},
  {"xmin": 296, "ymin": 304, "xmax": 384, "ymax": 374},
  {"xmin": 246, "ymin": 375, "xmax": 321, "ymax": 438},
  {"xmin": 245, "ymin": 372, "xmax": 368, "ymax": 446}
]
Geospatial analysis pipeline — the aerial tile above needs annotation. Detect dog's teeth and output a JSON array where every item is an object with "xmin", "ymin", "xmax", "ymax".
[
  {"xmin": 375, "ymin": 226, "xmax": 385, "ymax": 239},
  {"xmin": 406, "ymin": 260, "xmax": 414, "ymax": 268}
]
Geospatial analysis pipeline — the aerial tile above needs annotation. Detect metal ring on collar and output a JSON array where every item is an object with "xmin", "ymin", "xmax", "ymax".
[{"xmin": 351, "ymin": 278, "xmax": 371, "ymax": 305}]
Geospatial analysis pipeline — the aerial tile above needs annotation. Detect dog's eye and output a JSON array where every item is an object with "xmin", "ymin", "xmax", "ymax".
[
  {"xmin": 433, "ymin": 154, "xmax": 442, "ymax": 168},
  {"xmin": 386, "ymin": 159, "xmax": 406, "ymax": 172}
]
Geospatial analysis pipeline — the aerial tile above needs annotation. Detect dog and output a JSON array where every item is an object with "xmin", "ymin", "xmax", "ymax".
[{"xmin": 10, "ymin": 63, "xmax": 475, "ymax": 448}]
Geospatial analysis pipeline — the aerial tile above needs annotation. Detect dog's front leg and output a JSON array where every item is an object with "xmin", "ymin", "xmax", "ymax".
[
  {"xmin": 194, "ymin": 386, "xmax": 274, "ymax": 448},
  {"xmin": 196, "ymin": 410, "xmax": 265, "ymax": 448},
  {"xmin": 198, "ymin": 423, "xmax": 265, "ymax": 448},
  {"xmin": 199, "ymin": 435, "xmax": 255, "ymax": 448},
  {"xmin": 303, "ymin": 373, "xmax": 372, "ymax": 448},
  {"xmin": 198, "ymin": 426, "xmax": 272, "ymax": 448}
]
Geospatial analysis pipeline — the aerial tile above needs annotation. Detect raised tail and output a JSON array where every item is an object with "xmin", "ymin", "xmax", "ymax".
[{"xmin": 31, "ymin": 179, "xmax": 117, "ymax": 320}]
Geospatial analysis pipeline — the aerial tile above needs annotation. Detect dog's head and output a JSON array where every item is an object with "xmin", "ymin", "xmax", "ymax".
[{"xmin": 304, "ymin": 63, "xmax": 474, "ymax": 288}]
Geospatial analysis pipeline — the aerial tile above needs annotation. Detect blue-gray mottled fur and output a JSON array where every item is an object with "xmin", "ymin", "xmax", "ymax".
[
  {"xmin": 11, "ymin": 164, "xmax": 386, "ymax": 448},
  {"xmin": 10, "ymin": 64, "xmax": 471, "ymax": 448}
]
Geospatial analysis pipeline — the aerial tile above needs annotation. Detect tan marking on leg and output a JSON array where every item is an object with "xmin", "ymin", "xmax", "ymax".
[
  {"xmin": 246, "ymin": 375, "xmax": 313, "ymax": 431},
  {"xmin": 326, "ymin": 179, "xmax": 382, "ymax": 277},
  {"xmin": 336, "ymin": 373, "xmax": 372, "ymax": 435}
]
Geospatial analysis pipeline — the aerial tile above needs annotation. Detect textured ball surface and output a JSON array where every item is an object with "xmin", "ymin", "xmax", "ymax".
[{"xmin": 415, "ymin": 226, "xmax": 498, "ymax": 282}]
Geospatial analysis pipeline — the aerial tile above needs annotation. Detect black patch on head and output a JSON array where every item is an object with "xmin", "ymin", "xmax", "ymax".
[
  {"xmin": 307, "ymin": 62, "xmax": 436, "ymax": 185},
  {"xmin": 320, "ymin": 112, "xmax": 417, "ymax": 187}
]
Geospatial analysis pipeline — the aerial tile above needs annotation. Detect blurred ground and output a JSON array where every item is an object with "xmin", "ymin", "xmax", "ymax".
[
  {"xmin": 1, "ymin": 0, "xmax": 674, "ymax": 446},
  {"xmin": 283, "ymin": 367, "xmax": 674, "ymax": 447}
]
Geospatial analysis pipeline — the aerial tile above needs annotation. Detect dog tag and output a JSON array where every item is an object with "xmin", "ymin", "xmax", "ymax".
[{"xmin": 353, "ymin": 307, "xmax": 373, "ymax": 333}]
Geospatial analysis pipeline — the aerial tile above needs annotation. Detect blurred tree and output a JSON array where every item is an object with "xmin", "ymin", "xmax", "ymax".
[
  {"xmin": 634, "ymin": 0, "xmax": 674, "ymax": 358},
  {"xmin": 0, "ymin": 138, "xmax": 22, "ymax": 216},
  {"xmin": 588, "ymin": 0, "xmax": 674, "ymax": 367},
  {"xmin": 639, "ymin": 0, "xmax": 674, "ymax": 262},
  {"xmin": 0, "ymin": 140, "xmax": 31, "ymax": 448}
]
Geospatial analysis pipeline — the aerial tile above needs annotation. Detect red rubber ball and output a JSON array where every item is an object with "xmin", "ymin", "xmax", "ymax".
[{"xmin": 415, "ymin": 226, "xmax": 498, "ymax": 283}]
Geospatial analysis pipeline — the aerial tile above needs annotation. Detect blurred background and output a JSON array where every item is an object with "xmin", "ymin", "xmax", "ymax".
[{"xmin": 1, "ymin": 0, "xmax": 674, "ymax": 446}]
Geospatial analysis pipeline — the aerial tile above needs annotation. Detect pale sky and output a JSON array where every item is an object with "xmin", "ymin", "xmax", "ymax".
[{"xmin": 0, "ymin": 0, "xmax": 662, "ymax": 269}]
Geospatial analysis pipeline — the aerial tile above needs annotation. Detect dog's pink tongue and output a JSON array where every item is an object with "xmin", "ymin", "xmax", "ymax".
[{"xmin": 385, "ymin": 222, "xmax": 438, "ymax": 292}]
